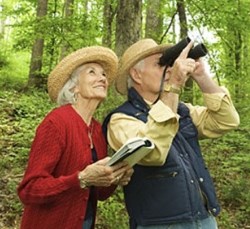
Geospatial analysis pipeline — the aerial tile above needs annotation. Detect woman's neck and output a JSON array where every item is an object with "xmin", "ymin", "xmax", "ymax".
[{"xmin": 72, "ymin": 100, "xmax": 98, "ymax": 125}]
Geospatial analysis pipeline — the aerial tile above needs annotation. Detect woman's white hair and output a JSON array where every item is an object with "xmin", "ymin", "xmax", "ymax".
[{"xmin": 56, "ymin": 65, "xmax": 85, "ymax": 106}]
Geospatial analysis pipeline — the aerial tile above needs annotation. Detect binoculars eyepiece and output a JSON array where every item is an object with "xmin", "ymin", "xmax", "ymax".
[{"xmin": 159, "ymin": 37, "xmax": 208, "ymax": 67}]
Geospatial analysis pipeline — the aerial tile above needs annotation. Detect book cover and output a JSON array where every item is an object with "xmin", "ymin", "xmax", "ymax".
[{"xmin": 107, "ymin": 137, "xmax": 155, "ymax": 166}]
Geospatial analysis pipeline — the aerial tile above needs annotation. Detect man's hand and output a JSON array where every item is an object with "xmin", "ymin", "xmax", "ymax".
[
  {"xmin": 191, "ymin": 58, "xmax": 210, "ymax": 81},
  {"xmin": 167, "ymin": 41, "xmax": 196, "ymax": 88}
]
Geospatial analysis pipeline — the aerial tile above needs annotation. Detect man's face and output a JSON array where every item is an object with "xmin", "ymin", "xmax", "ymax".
[{"xmin": 139, "ymin": 53, "xmax": 166, "ymax": 96}]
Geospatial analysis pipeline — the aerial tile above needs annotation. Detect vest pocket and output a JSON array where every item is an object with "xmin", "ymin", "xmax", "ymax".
[
  {"xmin": 138, "ymin": 168, "xmax": 191, "ymax": 220},
  {"xmin": 145, "ymin": 171, "xmax": 178, "ymax": 179}
]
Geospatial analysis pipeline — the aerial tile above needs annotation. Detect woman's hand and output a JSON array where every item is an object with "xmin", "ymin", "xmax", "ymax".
[
  {"xmin": 78, "ymin": 157, "xmax": 133, "ymax": 187},
  {"xmin": 111, "ymin": 162, "xmax": 134, "ymax": 186}
]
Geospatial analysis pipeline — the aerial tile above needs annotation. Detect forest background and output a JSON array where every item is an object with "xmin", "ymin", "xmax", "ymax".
[{"xmin": 0, "ymin": 0, "xmax": 250, "ymax": 228}]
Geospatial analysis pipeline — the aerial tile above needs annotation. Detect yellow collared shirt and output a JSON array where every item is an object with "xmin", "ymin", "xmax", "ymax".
[{"xmin": 107, "ymin": 88, "xmax": 240, "ymax": 166}]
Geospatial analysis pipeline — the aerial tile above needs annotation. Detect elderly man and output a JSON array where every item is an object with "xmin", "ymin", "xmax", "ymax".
[{"xmin": 103, "ymin": 39, "xmax": 240, "ymax": 229}]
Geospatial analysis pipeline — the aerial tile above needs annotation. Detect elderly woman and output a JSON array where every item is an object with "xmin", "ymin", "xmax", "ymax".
[{"xmin": 17, "ymin": 46, "xmax": 133, "ymax": 229}]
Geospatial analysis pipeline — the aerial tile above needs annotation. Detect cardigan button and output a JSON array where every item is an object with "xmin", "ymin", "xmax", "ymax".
[{"xmin": 199, "ymin": 177, "xmax": 204, "ymax": 182}]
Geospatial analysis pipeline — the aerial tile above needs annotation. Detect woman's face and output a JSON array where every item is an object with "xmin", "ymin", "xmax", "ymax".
[{"xmin": 74, "ymin": 63, "xmax": 108, "ymax": 101}]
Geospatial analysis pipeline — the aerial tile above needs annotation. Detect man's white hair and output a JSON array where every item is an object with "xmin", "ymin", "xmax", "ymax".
[{"xmin": 127, "ymin": 59, "xmax": 145, "ymax": 89}]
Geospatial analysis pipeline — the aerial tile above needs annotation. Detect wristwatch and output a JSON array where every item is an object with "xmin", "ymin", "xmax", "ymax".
[
  {"xmin": 163, "ymin": 84, "xmax": 181, "ymax": 94},
  {"xmin": 78, "ymin": 172, "xmax": 89, "ymax": 189}
]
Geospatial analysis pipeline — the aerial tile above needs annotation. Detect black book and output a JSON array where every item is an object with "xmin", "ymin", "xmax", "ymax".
[{"xmin": 107, "ymin": 137, "xmax": 155, "ymax": 166}]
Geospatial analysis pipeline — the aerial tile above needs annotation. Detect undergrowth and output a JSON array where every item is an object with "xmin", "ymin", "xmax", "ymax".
[{"xmin": 0, "ymin": 85, "xmax": 249, "ymax": 228}]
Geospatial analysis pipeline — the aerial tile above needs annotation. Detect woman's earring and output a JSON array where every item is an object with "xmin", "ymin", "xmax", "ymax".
[{"xmin": 73, "ymin": 93, "xmax": 78, "ymax": 103}]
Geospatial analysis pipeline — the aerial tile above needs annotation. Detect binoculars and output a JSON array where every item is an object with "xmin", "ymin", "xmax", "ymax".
[{"xmin": 159, "ymin": 37, "xmax": 208, "ymax": 67}]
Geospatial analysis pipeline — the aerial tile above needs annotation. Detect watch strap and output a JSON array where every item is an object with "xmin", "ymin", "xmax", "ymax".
[{"xmin": 163, "ymin": 84, "xmax": 181, "ymax": 94}]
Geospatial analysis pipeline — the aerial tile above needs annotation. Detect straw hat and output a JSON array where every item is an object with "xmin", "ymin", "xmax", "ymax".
[
  {"xmin": 116, "ymin": 39, "xmax": 172, "ymax": 95},
  {"xmin": 47, "ymin": 46, "xmax": 118, "ymax": 102}
]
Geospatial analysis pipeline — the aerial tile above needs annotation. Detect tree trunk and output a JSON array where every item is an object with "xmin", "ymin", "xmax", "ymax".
[
  {"xmin": 177, "ymin": 0, "xmax": 188, "ymax": 38},
  {"xmin": 234, "ymin": 31, "xmax": 242, "ymax": 103},
  {"xmin": 60, "ymin": 0, "xmax": 74, "ymax": 59},
  {"xmin": 102, "ymin": 0, "xmax": 116, "ymax": 48},
  {"xmin": 145, "ymin": 0, "xmax": 163, "ymax": 43},
  {"xmin": 27, "ymin": 0, "xmax": 48, "ymax": 88},
  {"xmin": 115, "ymin": 0, "xmax": 142, "ymax": 57},
  {"xmin": 0, "ymin": 3, "xmax": 5, "ymax": 40},
  {"xmin": 177, "ymin": 0, "xmax": 193, "ymax": 103}
]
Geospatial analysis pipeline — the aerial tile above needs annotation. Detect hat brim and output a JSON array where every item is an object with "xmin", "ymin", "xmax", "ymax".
[
  {"xmin": 47, "ymin": 46, "xmax": 118, "ymax": 102},
  {"xmin": 116, "ymin": 43, "xmax": 172, "ymax": 95}
]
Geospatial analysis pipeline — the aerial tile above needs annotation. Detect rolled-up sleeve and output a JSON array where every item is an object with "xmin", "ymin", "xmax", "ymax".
[
  {"xmin": 107, "ymin": 100, "xmax": 179, "ymax": 166},
  {"xmin": 186, "ymin": 87, "xmax": 240, "ymax": 139}
]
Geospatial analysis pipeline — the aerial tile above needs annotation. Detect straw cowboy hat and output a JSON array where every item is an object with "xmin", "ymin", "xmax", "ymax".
[
  {"xmin": 116, "ymin": 39, "xmax": 172, "ymax": 95},
  {"xmin": 47, "ymin": 46, "xmax": 118, "ymax": 102}
]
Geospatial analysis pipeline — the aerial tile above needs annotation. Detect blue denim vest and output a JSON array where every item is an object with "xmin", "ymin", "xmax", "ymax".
[{"xmin": 103, "ymin": 88, "xmax": 220, "ymax": 228}]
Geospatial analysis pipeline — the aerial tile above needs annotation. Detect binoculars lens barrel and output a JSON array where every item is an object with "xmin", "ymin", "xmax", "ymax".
[
  {"xmin": 159, "ymin": 37, "xmax": 208, "ymax": 66},
  {"xmin": 188, "ymin": 43, "xmax": 207, "ymax": 59}
]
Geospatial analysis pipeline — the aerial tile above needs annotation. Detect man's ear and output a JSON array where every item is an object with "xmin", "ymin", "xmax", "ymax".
[{"xmin": 129, "ymin": 68, "xmax": 142, "ymax": 84}]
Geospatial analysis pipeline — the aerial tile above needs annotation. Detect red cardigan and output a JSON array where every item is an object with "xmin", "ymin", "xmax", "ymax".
[{"xmin": 17, "ymin": 104, "xmax": 115, "ymax": 229}]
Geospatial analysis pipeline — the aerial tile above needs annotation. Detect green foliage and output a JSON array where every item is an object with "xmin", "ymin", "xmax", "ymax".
[
  {"xmin": 0, "ymin": 50, "xmax": 30, "ymax": 90},
  {"xmin": 0, "ymin": 88, "xmax": 54, "ymax": 227},
  {"xmin": 97, "ymin": 187, "xmax": 129, "ymax": 229},
  {"xmin": 200, "ymin": 123, "xmax": 250, "ymax": 228},
  {"xmin": 1, "ymin": 0, "xmax": 250, "ymax": 228},
  {"xmin": 1, "ymin": 81, "xmax": 250, "ymax": 228},
  {"xmin": 0, "ymin": 41, "xmax": 10, "ymax": 68}
]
